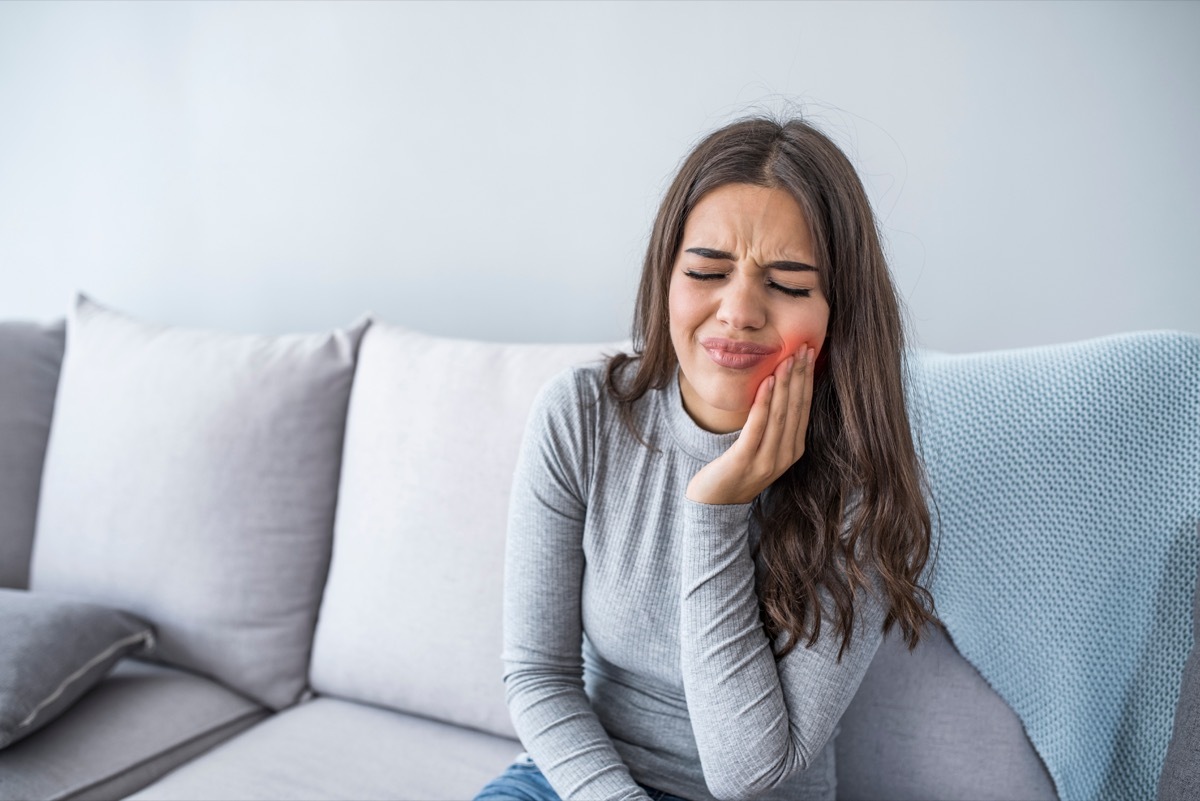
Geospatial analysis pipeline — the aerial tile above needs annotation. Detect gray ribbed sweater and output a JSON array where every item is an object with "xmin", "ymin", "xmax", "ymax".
[{"xmin": 502, "ymin": 361, "xmax": 889, "ymax": 801}]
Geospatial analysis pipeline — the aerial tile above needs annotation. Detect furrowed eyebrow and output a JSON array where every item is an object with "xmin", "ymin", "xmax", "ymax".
[
  {"xmin": 764, "ymin": 260, "xmax": 818, "ymax": 273},
  {"xmin": 684, "ymin": 247, "xmax": 817, "ymax": 273},
  {"xmin": 685, "ymin": 247, "xmax": 736, "ymax": 261}
]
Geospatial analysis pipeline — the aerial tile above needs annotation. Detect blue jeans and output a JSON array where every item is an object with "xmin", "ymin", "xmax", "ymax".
[{"xmin": 474, "ymin": 753, "xmax": 690, "ymax": 801}]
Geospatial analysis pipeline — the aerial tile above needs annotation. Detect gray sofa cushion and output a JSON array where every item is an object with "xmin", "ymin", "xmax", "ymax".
[
  {"xmin": 0, "ymin": 659, "xmax": 267, "ymax": 801},
  {"xmin": 837, "ymin": 623, "xmax": 1056, "ymax": 800},
  {"xmin": 0, "ymin": 589, "xmax": 154, "ymax": 749},
  {"xmin": 30, "ymin": 295, "xmax": 369, "ymax": 710},
  {"xmin": 126, "ymin": 697, "xmax": 521, "ymax": 801},
  {"xmin": 309, "ymin": 323, "xmax": 624, "ymax": 738},
  {"xmin": 1156, "ymin": 522, "xmax": 1200, "ymax": 801},
  {"xmin": 0, "ymin": 320, "xmax": 65, "ymax": 590}
]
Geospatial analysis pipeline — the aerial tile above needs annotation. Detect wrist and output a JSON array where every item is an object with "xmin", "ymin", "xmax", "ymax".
[{"xmin": 685, "ymin": 477, "xmax": 756, "ymax": 506}]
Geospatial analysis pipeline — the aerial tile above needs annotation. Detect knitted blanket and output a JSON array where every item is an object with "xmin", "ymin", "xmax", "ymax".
[{"xmin": 907, "ymin": 331, "xmax": 1200, "ymax": 801}]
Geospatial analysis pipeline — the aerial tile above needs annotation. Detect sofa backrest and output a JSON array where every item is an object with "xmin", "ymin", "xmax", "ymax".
[
  {"xmin": 309, "ymin": 322, "xmax": 627, "ymax": 738},
  {"xmin": 837, "ymin": 625, "xmax": 1056, "ymax": 800},
  {"xmin": 0, "ymin": 320, "xmax": 65, "ymax": 590}
]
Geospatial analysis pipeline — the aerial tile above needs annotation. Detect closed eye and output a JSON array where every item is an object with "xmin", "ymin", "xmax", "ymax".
[
  {"xmin": 684, "ymin": 270, "xmax": 812, "ymax": 298},
  {"xmin": 768, "ymin": 281, "xmax": 811, "ymax": 298}
]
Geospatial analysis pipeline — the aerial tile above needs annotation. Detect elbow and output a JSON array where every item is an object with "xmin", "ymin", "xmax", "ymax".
[
  {"xmin": 706, "ymin": 774, "xmax": 792, "ymax": 801},
  {"xmin": 706, "ymin": 777, "xmax": 772, "ymax": 801},
  {"xmin": 706, "ymin": 771, "xmax": 805, "ymax": 801},
  {"xmin": 704, "ymin": 767, "xmax": 791, "ymax": 801},
  {"xmin": 702, "ymin": 741, "xmax": 819, "ymax": 801},
  {"xmin": 706, "ymin": 781, "xmax": 751, "ymax": 801}
]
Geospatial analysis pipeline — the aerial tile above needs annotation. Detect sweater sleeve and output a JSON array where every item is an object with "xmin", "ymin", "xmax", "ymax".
[
  {"xmin": 678, "ymin": 499, "xmax": 888, "ymax": 801},
  {"xmin": 501, "ymin": 369, "xmax": 651, "ymax": 801}
]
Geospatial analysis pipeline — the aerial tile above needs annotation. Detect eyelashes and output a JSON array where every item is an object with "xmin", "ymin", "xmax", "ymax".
[
  {"xmin": 683, "ymin": 270, "xmax": 812, "ymax": 298},
  {"xmin": 768, "ymin": 282, "xmax": 812, "ymax": 298}
]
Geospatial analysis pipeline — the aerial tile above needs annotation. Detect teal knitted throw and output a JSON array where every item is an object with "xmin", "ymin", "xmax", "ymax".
[{"xmin": 908, "ymin": 331, "xmax": 1200, "ymax": 801}]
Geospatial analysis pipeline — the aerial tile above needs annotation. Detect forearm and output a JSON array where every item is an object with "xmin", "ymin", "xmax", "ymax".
[
  {"xmin": 502, "ymin": 371, "xmax": 649, "ymax": 801},
  {"xmin": 503, "ymin": 664, "xmax": 650, "ymax": 801},
  {"xmin": 504, "ymin": 546, "xmax": 649, "ymax": 800},
  {"xmin": 679, "ymin": 497, "xmax": 889, "ymax": 800},
  {"xmin": 678, "ymin": 499, "xmax": 809, "ymax": 799}
]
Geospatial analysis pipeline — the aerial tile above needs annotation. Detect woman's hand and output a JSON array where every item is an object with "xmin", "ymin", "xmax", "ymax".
[{"xmin": 686, "ymin": 346, "xmax": 815, "ymax": 506}]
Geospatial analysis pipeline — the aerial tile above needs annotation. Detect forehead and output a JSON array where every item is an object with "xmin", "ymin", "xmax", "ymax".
[{"xmin": 681, "ymin": 183, "xmax": 813, "ymax": 254}]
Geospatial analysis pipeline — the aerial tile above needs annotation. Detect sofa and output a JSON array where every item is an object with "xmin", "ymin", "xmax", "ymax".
[{"xmin": 1, "ymin": 294, "xmax": 1197, "ymax": 801}]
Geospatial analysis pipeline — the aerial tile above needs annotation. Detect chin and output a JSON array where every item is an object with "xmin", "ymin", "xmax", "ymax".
[{"xmin": 697, "ymin": 376, "xmax": 756, "ymax": 413}]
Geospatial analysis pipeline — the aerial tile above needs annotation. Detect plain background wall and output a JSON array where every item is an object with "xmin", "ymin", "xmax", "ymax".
[{"xmin": 0, "ymin": 0, "xmax": 1195, "ymax": 351}]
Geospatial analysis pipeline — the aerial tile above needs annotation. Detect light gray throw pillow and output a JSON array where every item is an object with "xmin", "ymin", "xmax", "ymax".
[
  {"xmin": 0, "ymin": 320, "xmax": 66, "ymax": 590},
  {"xmin": 0, "ymin": 588, "xmax": 154, "ymax": 749},
  {"xmin": 310, "ymin": 322, "xmax": 625, "ymax": 737},
  {"xmin": 30, "ymin": 295, "xmax": 369, "ymax": 710}
]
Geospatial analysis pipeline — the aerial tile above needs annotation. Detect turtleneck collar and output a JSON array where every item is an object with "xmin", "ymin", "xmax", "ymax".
[{"xmin": 663, "ymin": 365, "xmax": 743, "ymax": 463}]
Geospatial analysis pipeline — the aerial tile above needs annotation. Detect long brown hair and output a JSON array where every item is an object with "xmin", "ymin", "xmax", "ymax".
[{"xmin": 605, "ymin": 115, "xmax": 941, "ymax": 660}]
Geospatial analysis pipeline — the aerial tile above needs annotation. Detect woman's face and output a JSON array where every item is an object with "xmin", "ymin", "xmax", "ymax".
[{"xmin": 668, "ymin": 182, "xmax": 831, "ymax": 434}]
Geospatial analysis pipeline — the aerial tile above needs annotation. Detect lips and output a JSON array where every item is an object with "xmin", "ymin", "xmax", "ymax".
[{"xmin": 700, "ymin": 337, "xmax": 778, "ymax": 370}]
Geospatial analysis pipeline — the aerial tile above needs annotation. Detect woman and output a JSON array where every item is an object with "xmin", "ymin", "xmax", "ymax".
[{"xmin": 476, "ymin": 116, "xmax": 939, "ymax": 801}]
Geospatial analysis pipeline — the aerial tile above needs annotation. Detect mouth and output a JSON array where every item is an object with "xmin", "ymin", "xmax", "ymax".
[{"xmin": 700, "ymin": 337, "xmax": 778, "ymax": 370}]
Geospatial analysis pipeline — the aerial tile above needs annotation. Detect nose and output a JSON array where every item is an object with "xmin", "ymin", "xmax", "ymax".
[{"xmin": 714, "ymin": 271, "xmax": 767, "ymax": 330}]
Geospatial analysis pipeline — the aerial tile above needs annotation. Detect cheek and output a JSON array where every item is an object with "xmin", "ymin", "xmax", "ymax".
[
  {"xmin": 777, "ymin": 320, "xmax": 829, "ymax": 361},
  {"xmin": 667, "ymin": 279, "xmax": 702, "ymax": 342}
]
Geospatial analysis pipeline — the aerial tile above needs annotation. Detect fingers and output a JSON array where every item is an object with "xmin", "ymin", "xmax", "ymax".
[
  {"xmin": 734, "ymin": 346, "xmax": 814, "ymax": 477},
  {"xmin": 737, "ymin": 368, "xmax": 775, "ymax": 454},
  {"xmin": 759, "ymin": 353, "xmax": 792, "ymax": 462},
  {"xmin": 780, "ymin": 349, "xmax": 806, "ymax": 464},
  {"xmin": 750, "ymin": 349, "xmax": 794, "ymax": 470},
  {"xmin": 793, "ymin": 347, "xmax": 815, "ymax": 457},
  {"xmin": 696, "ymin": 346, "xmax": 814, "ymax": 505},
  {"xmin": 761, "ymin": 345, "xmax": 815, "ymax": 470}
]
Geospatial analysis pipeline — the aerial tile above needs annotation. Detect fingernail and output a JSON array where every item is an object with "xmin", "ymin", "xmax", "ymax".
[
  {"xmin": 784, "ymin": 356, "xmax": 795, "ymax": 372},
  {"xmin": 767, "ymin": 376, "xmax": 776, "ymax": 391}
]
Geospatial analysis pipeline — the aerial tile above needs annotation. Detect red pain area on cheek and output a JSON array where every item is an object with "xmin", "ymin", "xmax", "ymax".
[
  {"xmin": 737, "ymin": 333, "xmax": 827, "ymax": 413},
  {"xmin": 775, "ymin": 334, "xmax": 825, "ymax": 368},
  {"xmin": 765, "ymin": 336, "xmax": 824, "ymax": 387}
]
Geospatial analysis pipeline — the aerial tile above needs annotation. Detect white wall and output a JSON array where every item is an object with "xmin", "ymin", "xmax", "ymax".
[{"xmin": 1, "ymin": 0, "xmax": 1195, "ymax": 351}]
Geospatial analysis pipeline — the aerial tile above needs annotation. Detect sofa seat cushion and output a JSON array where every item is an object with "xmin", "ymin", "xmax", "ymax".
[
  {"xmin": 126, "ymin": 696, "xmax": 522, "ymax": 801},
  {"xmin": 0, "ymin": 658, "xmax": 267, "ymax": 801},
  {"xmin": 837, "ymin": 624, "xmax": 1056, "ymax": 801}
]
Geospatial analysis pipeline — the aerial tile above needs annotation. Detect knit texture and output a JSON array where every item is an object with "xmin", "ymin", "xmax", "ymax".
[
  {"xmin": 502, "ymin": 362, "xmax": 888, "ymax": 801},
  {"xmin": 907, "ymin": 331, "xmax": 1200, "ymax": 801}
]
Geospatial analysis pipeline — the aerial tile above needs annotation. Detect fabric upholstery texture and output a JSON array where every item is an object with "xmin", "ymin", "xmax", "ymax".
[
  {"xmin": 499, "ymin": 362, "xmax": 858, "ymax": 801},
  {"xmin": 309, "ymin": 323, "xmax": 625, "ymax": 739},
  {"xmin": 0, "ymin": 589, "xmax": 154, "ymax": 749},
  {"xmin": 907, "ymin": 332, "xmax": 1200, "ymax": 801},
  {"xmin": 126, "ymin": 697, "xmax": 521, "ymax": 801},
  {"xmin": 0, "ymin": 320, "xmax": 65, "ymax": 590},
  {"xmin": 0, "ymin": 659, "xmax": 267, "ymax": 801},
  {"xmin": 837, "ymin": 623, "xmax": 1055, "ymax": 800},
  {"xmin": 30, "ymin": 295, "xmax": 369, "ymax": 710},
  {"xmin": 1156, "ymin": 522, "xmax": 1200, "ymax": 801}
]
